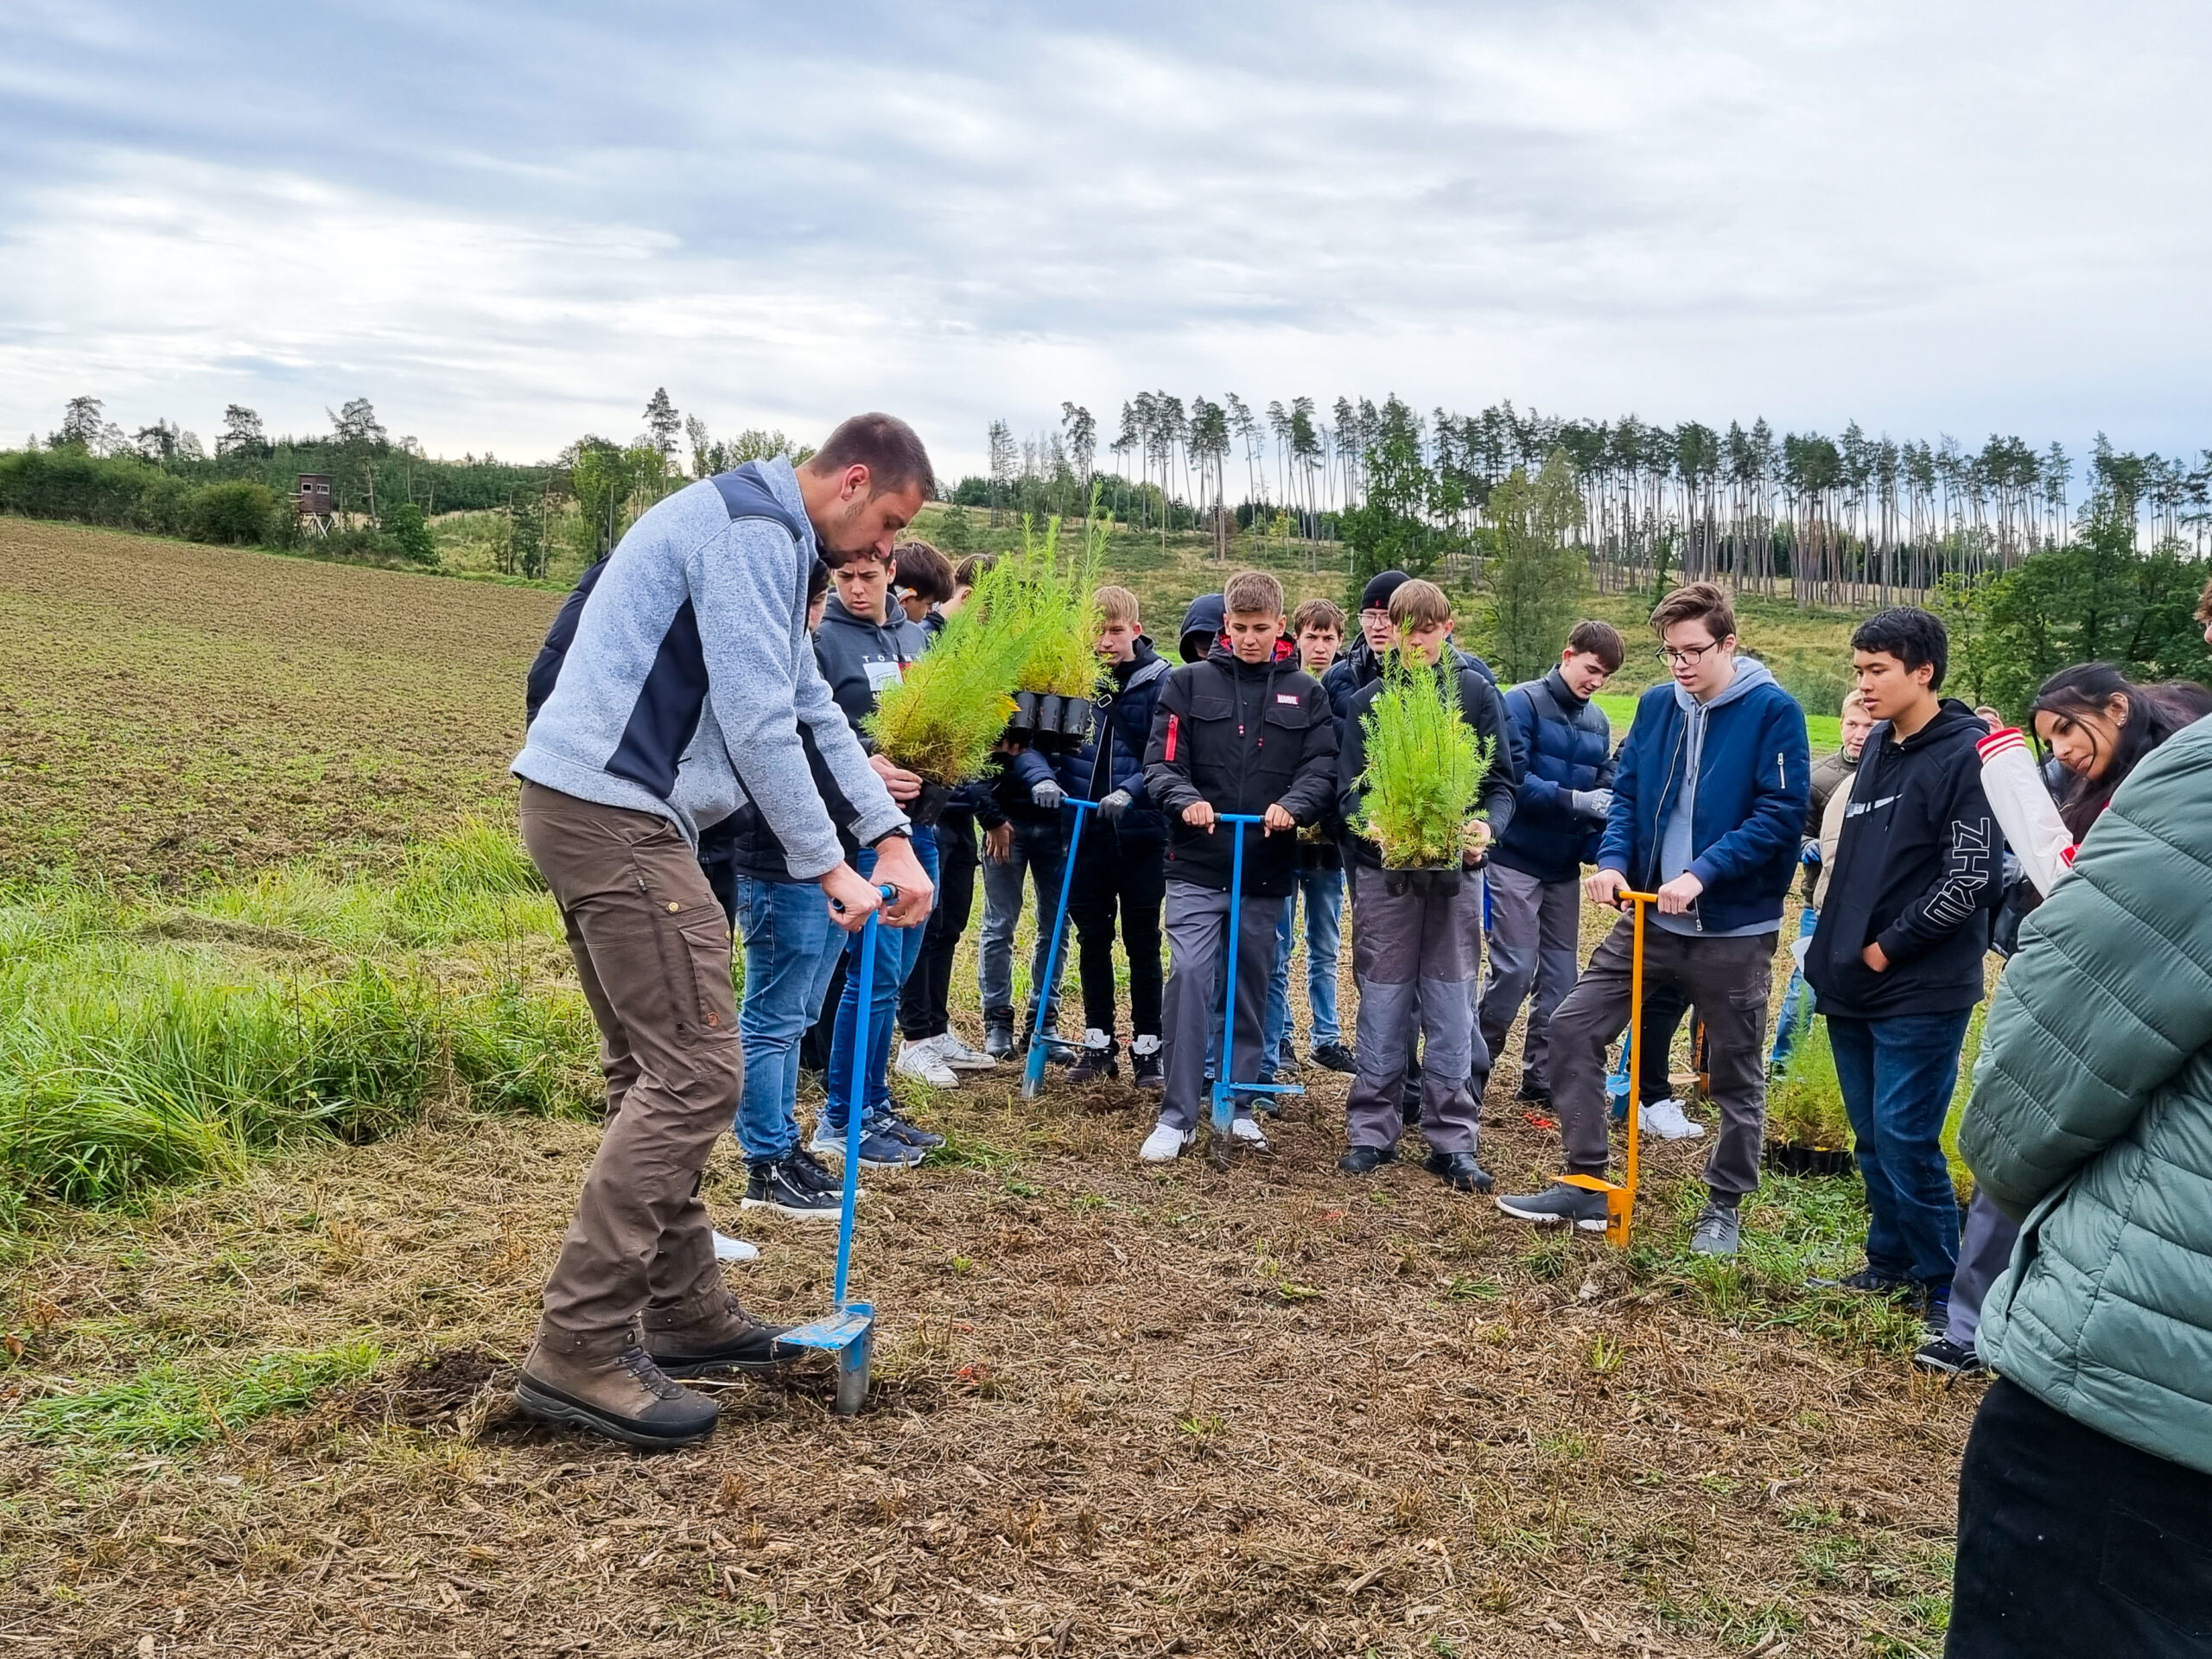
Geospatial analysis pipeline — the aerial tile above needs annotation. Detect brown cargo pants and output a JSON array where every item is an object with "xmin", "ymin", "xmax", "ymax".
[{"xmin": 519, "ymin": 780, "xmax": 743, "ymax": 1352}]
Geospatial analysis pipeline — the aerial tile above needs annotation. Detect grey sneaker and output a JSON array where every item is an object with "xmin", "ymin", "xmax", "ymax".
[
  {"xmin": 1495, "ymin": 1182, "xmax": 1609, "ymax": 1230},
  {"xmin": 1689, "ymin": 1202, "xmax": 1741, "ymax": 1256}
]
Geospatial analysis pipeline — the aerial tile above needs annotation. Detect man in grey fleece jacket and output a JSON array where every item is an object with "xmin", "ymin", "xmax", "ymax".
[{"xmin": 511, "ymin": 414, "xmax": 936, "ymax": 1449}]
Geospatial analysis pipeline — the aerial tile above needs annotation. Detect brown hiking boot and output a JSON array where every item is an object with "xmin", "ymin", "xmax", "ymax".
[
  {"xmin": 515, "ymin": 1330, "xmax": 719, "ymax": 1449},
  {"xmin": 642, "ymin": 1290, "xmax": 794, "ymax": 1379}
]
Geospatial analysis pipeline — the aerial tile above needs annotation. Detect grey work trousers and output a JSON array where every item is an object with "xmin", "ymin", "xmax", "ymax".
[
  {"xmin": 1345, "ymin": 866, "xmax": 1488, "ymax": 1154},
  {"xmin": 1477, "ymin": 864, "xmax": 1582, "ymax": 1095},
  {"xmin": 1158, "ymin": 880, "xmax": 1280, "ymax": 1133},
  {"xmin": 1548, "ymin": 915, "xmax": 1778, "ymax": 1200},
  {"xmin": 518, "ymin": 781, "xmax": 741, "ymax": 1351},
  {"xmin": 1949, "ymin": 1188, "xmax": 2021, "ymax": 1349}
]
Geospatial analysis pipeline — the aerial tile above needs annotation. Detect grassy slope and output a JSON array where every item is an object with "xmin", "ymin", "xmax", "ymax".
[{"xmin": 0, "ymin": 518, "xmax": 1962, "ymax": 1657}]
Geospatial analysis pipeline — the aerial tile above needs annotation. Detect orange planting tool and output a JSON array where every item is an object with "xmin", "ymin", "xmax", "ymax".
[{"xmin": 1558, "ymin": 889, "xmax": 1659, "ymax": 1249}]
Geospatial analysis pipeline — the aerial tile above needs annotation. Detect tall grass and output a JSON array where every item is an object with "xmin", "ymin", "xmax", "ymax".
[
  {"xmin": 0, "ymin": 824, "xmax": 596, "ymax": 1207},
  {"xmin": 1768, "ymin": 1003, "xmax": 1986, "ymax": 1199}
]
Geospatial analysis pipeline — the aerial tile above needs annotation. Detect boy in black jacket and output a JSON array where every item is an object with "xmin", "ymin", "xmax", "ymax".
[
  {"xmin": 1337, "ymin": 581, "xmax": 1520, "ymax": 1190},
  {"xmin": 1806, "ymin": 607, "xmax": 1996, "ymax": 1323},
  {"xmin": 1139, "ymin": 570, "xmax": 1338, "ymax": 1161}
]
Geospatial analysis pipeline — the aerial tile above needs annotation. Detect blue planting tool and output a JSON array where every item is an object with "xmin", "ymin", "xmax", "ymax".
[
  {"xmin": 1020, "ymin": 797, "xmax": 1099, "ymax": 1100},
  {"xmin": 779, "ymin": 883, "xmax": 896, "ymax": 1414},
  {"xmin": 1209, "ymin": 814, "xmax": 1304, "ymax": 1158}
]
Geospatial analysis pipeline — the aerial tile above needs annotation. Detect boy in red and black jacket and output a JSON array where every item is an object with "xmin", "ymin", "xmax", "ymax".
[{"xmin": 1137, "ymin": 569, "xmax": 1338, "ymax": 1162}]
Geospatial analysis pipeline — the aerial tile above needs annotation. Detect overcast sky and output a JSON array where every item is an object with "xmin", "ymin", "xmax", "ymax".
[{"xmin": 3, "ymin": 0, "xmax": 2206, "ymax": 478}]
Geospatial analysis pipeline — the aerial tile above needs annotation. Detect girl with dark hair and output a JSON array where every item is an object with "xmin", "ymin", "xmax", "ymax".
[
  {"xmin": 1916, "ymin": 662, "xmax": 2212, "ymax": 1376},
  {"xmin": 2031, "ymin": 663, "xmax": 2212, "ymax": 842}
]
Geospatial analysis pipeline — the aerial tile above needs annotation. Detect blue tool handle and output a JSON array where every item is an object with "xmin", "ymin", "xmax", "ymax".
[
  {"xmin": 830, "ymin": 883, "xmax": 897, "ymax": 1307},
  {"xmin": 1212, "ymin": 811, "xmax": 1271, "ymax": 823},
  {"xmin": 1023, "ymin": 807, "xmax": 1089, "ymax": 1096}
]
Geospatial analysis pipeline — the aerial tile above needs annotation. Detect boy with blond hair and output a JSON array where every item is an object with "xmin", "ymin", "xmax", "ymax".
[
  {"xmin": 1261, "ymin": 598, "xmax": 1356, "ymax": 1083},
  {"xmin": 1139, "ymin": 570, "xmax": 1338, "ymax": 1160},
  {"xmin": 1020, "ymin": 585, "xmax": 1173, "ymax": 1086},
  {"xmin": 1337, "ymin": 580, "xmax": 1519, "ymax": 1190}
]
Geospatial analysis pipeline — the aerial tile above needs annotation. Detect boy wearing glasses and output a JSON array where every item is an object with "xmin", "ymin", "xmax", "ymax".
[{"xmin": 1497, "ymin": 583, "xmax": 1808, "ymax": 1255}]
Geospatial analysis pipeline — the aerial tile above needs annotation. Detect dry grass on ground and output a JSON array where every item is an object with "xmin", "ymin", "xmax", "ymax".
[{"xmin": 0, "ymin": 520, "xmax": 558, "ymax": 889}]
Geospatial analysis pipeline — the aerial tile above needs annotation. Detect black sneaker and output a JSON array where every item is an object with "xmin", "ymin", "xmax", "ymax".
[
  {"xmin": 1311, "ymin": 1040, "xmax": 1357, "ymax": 1075},
  {"xmin": 1516, "ymin": 1080, "xmax": 1552, "ymax": 1105},
  {"xmin": 1338, "ymin": 1144, "xmax": 1396, "ymax": 1175},
  {"xmin": 787, "ymin": 1146, "xmax": 841, "ymax": 1194},
  {"xmin": 1129, "ymin": 1042, "xmax": 1164, "ymax": 1091},
  {"xmin": 1913, "ymin": 1336, "xmax": 1983, "ymax": 1376},
  {"xmin": 1067, "ymin": 1035, "xmax": 1119, "ymax": 1084},
  {"xmin": 1496, "ymin": 1182, "xmax": 1609, "ymax": 1230},
  {"xmin": 1425, "ymin": 1150, "xmax": 1492, "ymax": 1192},
  {"xmin": 982, "ymin": 1010, "xmax": 1015, "ymax": 1060},
  {"xmin": 1811, "ymin": 1267, "xmax": 1916, "ymax": 1297},
  {"xmin": 741, "ymin": 1158, "xmax": 841, "ymax": 1220},
  {"xmin": 875, "ymin": 1109, "xmax": 945, "ymax": 1152},
  {"xmin": 1277, "ymin": 1043, "xmax": 1300, "ymax": 1073}
]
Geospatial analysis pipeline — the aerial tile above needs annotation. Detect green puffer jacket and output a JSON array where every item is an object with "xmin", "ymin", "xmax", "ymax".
[{"xmin": 1963, "ymin": 713, "xmax": 2212, "ymax": 1476}]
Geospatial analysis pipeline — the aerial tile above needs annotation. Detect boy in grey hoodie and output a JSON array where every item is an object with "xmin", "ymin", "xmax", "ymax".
[{"xmin": 509, "ymin": 417, "xmax": 936, "ymax": 1451}]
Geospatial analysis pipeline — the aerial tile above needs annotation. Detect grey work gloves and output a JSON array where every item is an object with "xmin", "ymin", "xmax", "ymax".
[
  {"xmin": 1571, "ymin": 789, "xmax": 1614, "ymax": 823},
  {"xmin": 1097, "ymin": 788, "xmax": 1134, "ymax": 823},
  {"xmin": 1031, "ymin": 778, "xmax": 1065, "ymax": 810}
]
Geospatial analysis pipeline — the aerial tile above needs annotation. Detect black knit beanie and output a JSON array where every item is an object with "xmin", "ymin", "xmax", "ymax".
[{"xmin": 1359, "ymin": 569, "xmax": 1411, "ymax": 613}]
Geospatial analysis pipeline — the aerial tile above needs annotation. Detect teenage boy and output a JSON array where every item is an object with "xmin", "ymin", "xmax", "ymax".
[
  {"xmin": 1337, "ymin": 581, "xmax": 1519, "ymax": 1190},
  {"xmin": 1478, "ymin": 620, "xmax": 1622, "ymax": 1110},
  {"xmin": 898, "ymin": 554, "xmax": 999, "ymax": 1074},
  {"xmin": 1028, "ymin": 587, "xmax": 1171, "ymax": 1086},
  {"xmin": 1804, "ymin": 607, "xmax": 1996, "ymax": 1325},
  {"xmin": 1139, "ymin": 570, "xmax": 1338, "ymax": 1161},
  {"xmin": 806, "ymin": 543, "xmax": 949, "ymax": 1168},
  {"xmin": 976, "ymin": 738, "xmax": 1070, "ymax": 1061},
  {"xmin": 1497, "ymin": 583, "xmax": 1808, "ymax": 1255},
  {"xmin": 1262, "ymin": 598, "xmax": 1356, "ymax": 1080},
  {"xmin": 1325, "ymin": 569, "xmax": 1497, "ymax": 722},
  {"xmin": 889, "ymin": 538, "xmax": 953, "ymax": 630},
  {"xmin": 1769, "ymin": 689, "xmax": 1877, "ymax": 1077}
]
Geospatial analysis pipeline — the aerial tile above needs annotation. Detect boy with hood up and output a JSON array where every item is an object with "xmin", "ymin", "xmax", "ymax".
[
  {"xmin": 1497, "ymin": 583, "xmax": 1809, "ymax": 1255},
  {"xmin": 1804, "ymin": 607, "xmax": 1997, "ymax": 1328}
]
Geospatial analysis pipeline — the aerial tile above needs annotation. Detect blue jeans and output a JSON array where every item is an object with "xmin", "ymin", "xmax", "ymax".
[
  {"xmin": 1769, "ymin": 905, "xmax": 1820, "ymax": 1072},
  {"xmin": 824, "ymin": 834, "xmax": 940, "ymax": 1133},
  {"xmin": 1262, "ymin": 865, "xmax": 1344, "ymax": 1071},
  {"xmin": 733, "ymin": 876, "xmax": 848, "ymax": 1163},
  {"xmin": 977, "ymin": 818, "xmax": 1066, "ymax": 1027},
  {"xmin": 1827, "ymin": 1007, "xmax": 1973, "ymax": 1288}
]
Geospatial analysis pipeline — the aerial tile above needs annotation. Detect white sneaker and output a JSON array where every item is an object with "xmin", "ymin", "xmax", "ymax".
[
  {"xmin": 1640, "ymin": 1097, "xmax": 1706, "ymax": 1141},
  {"xmin": 1230, "ymin": 1116, "xmax": 1272, "ymax": 1151},
  {"xmin": 933, "ymin": 1032, "xmax": 997, "ymax": 1071},
  {"xmin": 712, "ymin": 1230, "xmax": 760, "ymax": 1263},
  {"xmin": 894, "ymin": 1039, "xmax": 958, "ymax": 1089},
  {"xmin": 1139, "ymin": 1122, "xmax": 1192, "ymax": 1163}
]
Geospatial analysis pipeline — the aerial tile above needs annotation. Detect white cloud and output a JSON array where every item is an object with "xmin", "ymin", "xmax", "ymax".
[{"xmin": 0, "ymin": 0, "xmax": 2205, "ymax": 474}]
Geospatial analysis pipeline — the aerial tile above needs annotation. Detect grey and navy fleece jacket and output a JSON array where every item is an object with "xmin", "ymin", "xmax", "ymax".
[{"xmin": 512, "ymin": 458, "xmax": 904, "ymax": 881}]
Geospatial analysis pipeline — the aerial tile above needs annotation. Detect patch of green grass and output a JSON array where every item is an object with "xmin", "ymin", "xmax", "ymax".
[
  {"xmin": 7, "ymin": 1342, "xmax": 380, "ymax": 1448},
  {"xmin": 925, "ymin": 1128, "xmax": 1016, "ymax": 1172},
  {"xmin": 0, "ymin": 826, "xmax": 595, "ymax": 1205}
]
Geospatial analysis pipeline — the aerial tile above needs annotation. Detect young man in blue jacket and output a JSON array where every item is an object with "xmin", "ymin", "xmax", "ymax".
[
  {"xmin": 1497, "ymin": 583, "xmax": 1809, "ymax": 1255},
  {"xmin": 1478, "ymin": 620, "xmax": 1623, "ymax": 1109}
]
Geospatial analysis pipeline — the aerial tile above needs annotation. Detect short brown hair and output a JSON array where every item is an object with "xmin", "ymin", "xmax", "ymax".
[
  {"xmin": 1224, "ymin": 569, "xmax": 1284, "ymax": 618},
  {"xmin": 1649, "ymin": 582, "xmax": 1737, "ymax": 644},
  {"xmin": 1565, "ymin": 619, "xmax": 1624, "ymax": 671},
  {"xmin": 952, "ymin": 552, "xmax": 996, "ymax": 590},
  {"xmin": 1292, "ymin": 597, "xmax": 1346, "ymax": 637},
  {"xmin": 804, "ymin": 412, "xmax": 936, "ymax": 499},
  {"xmin": 1096, "ymin": 585, "xmax": 1141, "ymax": 626},
  {"xmin": 890, "ymin": 538, "xmax": 953, "ymax": 604},
  {"xmin": 1387, "ymin": 578, "xmax": 1452, "ymax": 632}
]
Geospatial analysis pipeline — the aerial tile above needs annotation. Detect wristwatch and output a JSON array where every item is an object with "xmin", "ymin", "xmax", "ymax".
[{"xmin": 870, "ymin": 825, "xmax": 912, "ymax": 849}]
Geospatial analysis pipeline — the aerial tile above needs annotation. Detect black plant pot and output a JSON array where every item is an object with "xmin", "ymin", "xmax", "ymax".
[
  {"xmin": 1007, "ymin": 690, "xmax": 1041, "ymax": 735},
  {"xmin": 1035, "ymin": 694, "xmax": 1064, "ymax": 742},
  {"xmin": 907, "ymin": 779, "xmax": 951, "ymax": 829},
  {"xmin": 1762, "ymin": 1142, "xmax": 1856, "ymax": 1178},
  {"xmin": 1059, "ymin": 697, "xmax": 1095, "ymax": 742},
  {"xmin": 1382, "ymin": 866, "xmax": 1464, "ymax": 899}
]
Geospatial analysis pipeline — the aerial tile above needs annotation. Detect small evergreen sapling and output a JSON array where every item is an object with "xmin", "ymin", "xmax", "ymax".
[{"xmin": 1352, "ymin": 650, "xmax": 1494, "ymax": 868}]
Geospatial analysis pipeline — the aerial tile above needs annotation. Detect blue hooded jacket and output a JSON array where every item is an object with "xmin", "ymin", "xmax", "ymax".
[
  {"xmin": 1014, "ymin": 638, "xmax": 1173, "ymax": 843},
  {"xmin": 1598, "ymin": 660, "xmax": 1810, "ymax": 934}
]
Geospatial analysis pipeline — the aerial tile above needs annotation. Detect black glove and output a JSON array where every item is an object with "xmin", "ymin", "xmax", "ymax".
[{"xmin": 1097, "ymin": 788, "xmax": 1133, "ymax": 823}]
